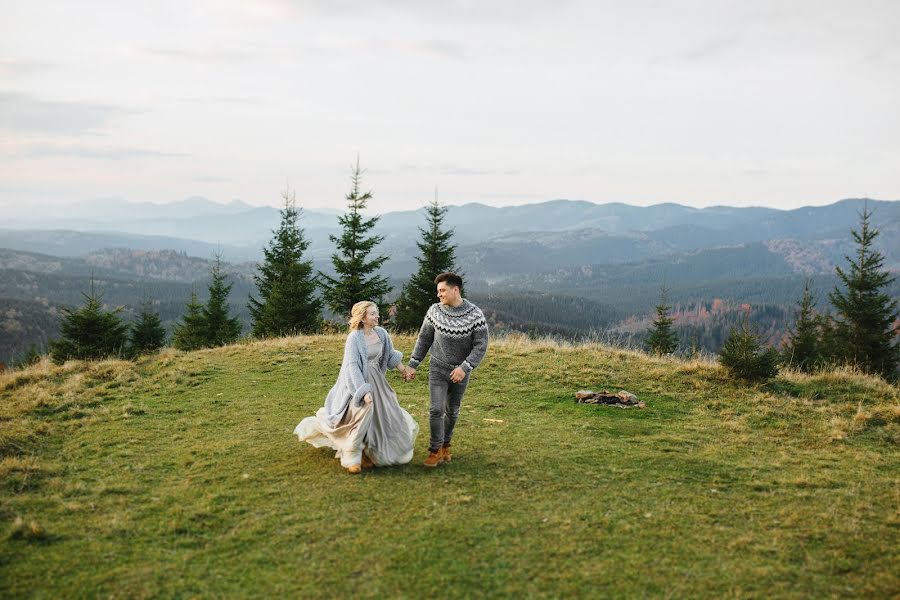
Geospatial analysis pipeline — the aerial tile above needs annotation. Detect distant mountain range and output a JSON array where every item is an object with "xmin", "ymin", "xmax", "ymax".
[
  {"xmin": 2, "ymin": 196, "xmax": 898, "ymax": 363},
  {"xmin": 7, "ymin": 195, "xmax": 899, "ymax": 244},
  {"xmin": 2, "ymin": 197, "xmax": 898, "ymax": 277}
]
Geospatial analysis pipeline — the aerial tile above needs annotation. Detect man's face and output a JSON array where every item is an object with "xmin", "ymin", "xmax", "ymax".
[{"xmin": 437, "ymin": 281, "xmax": 460, "ymax": 306}]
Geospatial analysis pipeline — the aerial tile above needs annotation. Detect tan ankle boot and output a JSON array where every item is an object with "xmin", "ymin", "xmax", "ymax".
[
  {"xmin": 347, "ymin": 463, "xmax": 361, "ymax": 474},
  {"xmin": 423, "ymin": 450, "xmax": 442, "ymax": 468},
  {"xmin": 441, "ymin": 445, "xmax": 452, "ymax": 464}
]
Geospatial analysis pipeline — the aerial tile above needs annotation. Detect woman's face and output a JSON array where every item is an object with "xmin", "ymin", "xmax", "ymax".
[{"xmin": 364, "ymin": 305, "xmax": 379, "ymax": 328}]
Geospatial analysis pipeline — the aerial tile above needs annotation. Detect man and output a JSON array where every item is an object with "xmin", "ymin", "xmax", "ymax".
[{"xmin": 406, "ymin": 272, "xmax": 489, "ymax": 468}]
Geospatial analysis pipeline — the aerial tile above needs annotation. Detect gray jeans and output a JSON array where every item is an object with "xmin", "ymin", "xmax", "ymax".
[{"xmin": 428, "ymin": 362, "xmax": 470, "ymax": 452}]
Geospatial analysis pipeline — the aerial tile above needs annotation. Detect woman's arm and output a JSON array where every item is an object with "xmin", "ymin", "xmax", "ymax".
[
  {"xmin": 344, "ymin": 334, "xmax": 371, "ymax": 405},
  {"xmin": 381, "ymin": 328, "xmax": 404, "ymax": 370}
]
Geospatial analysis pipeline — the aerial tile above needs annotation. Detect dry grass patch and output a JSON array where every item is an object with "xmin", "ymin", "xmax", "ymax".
[
  {"xmin": 8, "ymin": 516, "xmax": 47, "ymax": 542},
  {"xmin": 0, "ymin": 456, "xmax": 58, "ymax": 493}
]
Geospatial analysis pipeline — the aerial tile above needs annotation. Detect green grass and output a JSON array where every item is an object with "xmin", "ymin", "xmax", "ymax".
[{"xmin": 1, "ymin": 334, "xmax": 898, "ymax": 598}]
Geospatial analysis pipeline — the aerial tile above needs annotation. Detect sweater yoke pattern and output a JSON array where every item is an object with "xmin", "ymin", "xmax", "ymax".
[{"xmin": 426, "ymin": 303, "xmax": 487, "ymax": 337}]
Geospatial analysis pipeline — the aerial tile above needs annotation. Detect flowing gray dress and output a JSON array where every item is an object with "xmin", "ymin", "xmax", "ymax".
[{"xmin": 295, "ymin": 335, "xmax": 418, "ymax": 467}]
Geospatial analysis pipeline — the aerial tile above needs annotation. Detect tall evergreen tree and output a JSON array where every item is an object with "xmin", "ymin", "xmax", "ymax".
[
  {"xmin": 172, "ymin": 287, "xmax": 207, "ymax": 351},
  {"xmin": 203, "ymin": 253, "xmax": 242, "ymax": 346},
  {"xmin": 129, "ymin": 300, "xmax": 167, "ymax": 356},
  {"xmin": 394, "ymin": 194, "xmax": 458, "ymax": 331},
  {"xmin": 645, "ymin": 285, "xmax": 678, "ymax": 355},
  {"xmin": 319, "ymin": 157, "xmax": 391, "ymax": 318},
  {"xmin": 828, "ymin": 205, "xmax": 900, "ymax": 380},
  {"xmin": 782, "ymin": 280, "xmax": 821, "ymax": 372},
  {"xmin": 249, "ymin": 186, "xmax": 322, "ymax": 337},
  {"xmin": 49, "ymin": 278, "xmax": 128, "ymax": 363}
]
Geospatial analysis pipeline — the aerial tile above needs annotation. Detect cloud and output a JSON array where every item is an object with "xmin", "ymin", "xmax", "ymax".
[
  {"xmin": 0, "ymin": 91, "xmax": 131, "ymax": 134},
  {"xmin": 142, "ymin": 47, "xmax": 256, "ymax": 62},
  {"xmin": 442, "ymin": 166, "xmax": 519, "ymax": 177},
  {"xmin": 0, "ymin": 58, "xmax": 56, "ymax": 78},
  {"xmin": 288, "ymin": 0, "xmax": 568, "ymax": 25},
  {"xmin": 23, "ymin": 145, "xmax": 186, "ymax": 160},
  {"xmin": 194, "ymin": 175, "xmax": 230, "ymax": 183},
  {"xmin": 647, "ymin": 34, "xmax": 744, "ymax": 67},
  {"xmin": 680, "ymin": 35, "xmax": 743, "ymax": 62},
  {"xmin": 394, "ymin": 163, "xmax": 519, "ymax": 176},
  {"xmin": 175, "ymin": 96, "xmax": 263, "ymax": 105},
  {"xmin": 372, "ymin": 39, "xmax": 469, "ymax": 61}
]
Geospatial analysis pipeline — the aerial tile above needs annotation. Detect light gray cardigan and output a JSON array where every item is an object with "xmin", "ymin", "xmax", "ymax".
[{"xmin": 322, "ymin": 326, "xmax": 403, "ymax": 426}]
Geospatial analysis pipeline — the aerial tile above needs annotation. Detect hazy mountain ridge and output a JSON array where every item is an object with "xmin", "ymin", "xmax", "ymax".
[
  {"xmin": 0, "ymin": 229, "xmax": 261, "ymax": 262},
  {"xmin": 0, "ymin": 248, "xmax": 257, "ymax": 284},
  {"xmin": 6, "ymin": 196, "xmax": 898, "ymax": 243},
  {"xmin": 3, "ymin": 198, "xmax": 897, "ymax": 279},
  {"xmin": 2, "ymin": 197, "xmax": 898, "ymax": 363}
]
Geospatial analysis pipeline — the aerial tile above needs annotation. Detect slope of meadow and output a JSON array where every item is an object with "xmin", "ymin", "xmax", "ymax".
[{"xmin": 1, "ymin": 335, "xmax": 897, "ymax": 598}]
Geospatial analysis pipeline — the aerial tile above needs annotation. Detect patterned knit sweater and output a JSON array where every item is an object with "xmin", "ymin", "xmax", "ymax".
[{"xmin": 408, "ymin": 299, "xmax": 489, "ymax": 374}]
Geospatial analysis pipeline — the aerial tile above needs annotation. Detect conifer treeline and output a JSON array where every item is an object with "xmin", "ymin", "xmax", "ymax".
[
  {"xmin": 249, "ymin": 160, "xmax": 458, "ymax": 336},
  {"xmin": 36, "ymin": 164, "xmax": 898, "ymax": 381},
  {"xmin": 636, "ymin": 206, "xmax": 898, "ymax": 380},
  {"xmin": 41, "ymin": 156, "xmax": 458, "ymax": 363}
]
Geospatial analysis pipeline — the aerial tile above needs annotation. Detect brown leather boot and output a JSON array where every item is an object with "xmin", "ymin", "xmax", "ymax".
[
  {"xmin": 346, "ymin": 463, "xmax": 361, "ymax": 474},
  {"xmin": 441, "ymin": 444, "xmax": 452, "ymax": 464},
  {"xmin": 423, "ymin": 450, "xmax": 442, "ymax": 468}
]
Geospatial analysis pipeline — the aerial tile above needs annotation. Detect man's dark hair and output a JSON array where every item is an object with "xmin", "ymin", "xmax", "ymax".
[{"xmin": 434, "ymin": 272, "xmax": 463, "ymax": 288}]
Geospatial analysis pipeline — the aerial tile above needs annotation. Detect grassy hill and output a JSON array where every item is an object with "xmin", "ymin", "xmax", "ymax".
[{"xmin": 1, "ymin": 335, "xmax": 897, "ymax": 597}]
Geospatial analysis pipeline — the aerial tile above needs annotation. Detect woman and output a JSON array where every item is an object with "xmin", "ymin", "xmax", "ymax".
[{"xmin": 294, "ymin": 301, "xmax": 418, "ymax": 474}]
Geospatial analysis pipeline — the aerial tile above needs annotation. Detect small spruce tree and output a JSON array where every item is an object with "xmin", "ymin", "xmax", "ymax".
[
  {"xmin": 129, "ymin": 300, "xmax": 167, "ymax": 356},
  {"xmin": 645, "ymin": 285, "xmax": 678, "ymax": 355},
  {"xmin": 49, "ymin": 278, "xmax": 128, "ymax": 363},
  {"xmin": 689, "ymin": 330, "xmax": 701, "ymax": 359},
  {"xmin": 203, "ymin": 253, "xmax": 242, "ymax": 346},
  {"xmin": 782, "ymin": 280, "xmax": 821, "ymax": 372},
  {"xmin": 172, "ymin": 287, "xmax": 207, "ymax": 351},
  {"xmin": 719, "ymin": 316, "xmax": 780, "ymax": 381},
  {"xmin": 394, "ymin": 194, "xmax": 458, "ymax": 331},
  {"xmin": 249, "ymin": 186, "xmax": 322, "ymax": 337},
  {"xmin": 828, "ymin": 205, "xmax": 899, "ymax": 380},
  {"xmin": 319, "ymin": 156, "xmax": 391, "ymax": 318},
  {"xmin": 22, "ymin": 344, "xmax": 42, "ymax": 367}
]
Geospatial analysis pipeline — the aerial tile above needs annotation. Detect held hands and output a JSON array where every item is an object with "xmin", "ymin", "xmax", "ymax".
[{"xmin": 397, "ymin": 365, "xmax": 463, "ymax": 382}]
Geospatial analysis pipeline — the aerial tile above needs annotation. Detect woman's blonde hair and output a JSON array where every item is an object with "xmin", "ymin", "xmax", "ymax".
[{"xmin": 348, "ymin": 301, "xmax": 377, "ymax": 331}]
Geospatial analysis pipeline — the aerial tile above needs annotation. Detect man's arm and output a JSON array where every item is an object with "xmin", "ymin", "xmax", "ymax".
[
  {"xmin": 459, "ymin": 320, "xmax": 489, "ymax": 375},
  {"xmin": 407, "ymin": 314, "xmax": 435, "ymax": 370}
]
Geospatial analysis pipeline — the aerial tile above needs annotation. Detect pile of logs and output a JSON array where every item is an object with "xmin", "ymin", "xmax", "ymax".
[{"xmin": 575, "ymin": 390, "xmax": 644, "ymax": 408}]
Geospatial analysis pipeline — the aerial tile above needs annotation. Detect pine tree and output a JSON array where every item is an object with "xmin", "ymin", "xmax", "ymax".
[
  {"xmin": 22, "ymin": 344, "xmax": 42, "ymax": 367},
  {"xmin": 782, "ymin": 280, "xmax": 821, "ymax": 372},
  {"xmin": 49, "ymin": 278, "xmax": 128, "ymax": 363},
  {"xmin": 319, "ymin": 156, "xmax": 391, "ymax": 318},
  {"xmin": 249, "ymin": 186, "xmax": 322, "ymax": 337},
  {"xmin": 828, "ymin": 205, "xmax": 899, "ymax": 380},
  {"xmin": 203, "ymin": 253, "xmax": 242, "ymax": 346},
  {"xmin": 394, "ymin": 194, "xmax": 458, "ymax": 331},
  {"xmin": 645, "ymin": 285, "xmax": 678, "ymax": 355},
  {"xmin": 719, "ymin": 316, "xmax": 780, "ymax": 381},
  {"xmin": 172, "ymin": 287, "xmax": 207, "ymax": 351},
  {"xmin": 817, "ymin": 314, "xmax": 843, "ymax": 366},
  {"xmin": 129, "ymin": 300, "xmax": 167, "ymax": 356}
]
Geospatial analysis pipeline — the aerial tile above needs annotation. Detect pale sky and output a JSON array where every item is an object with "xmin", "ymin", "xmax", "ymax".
[{"xmin": 1, "ymin": 0, "xmax": 898, "ymax": 213}]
